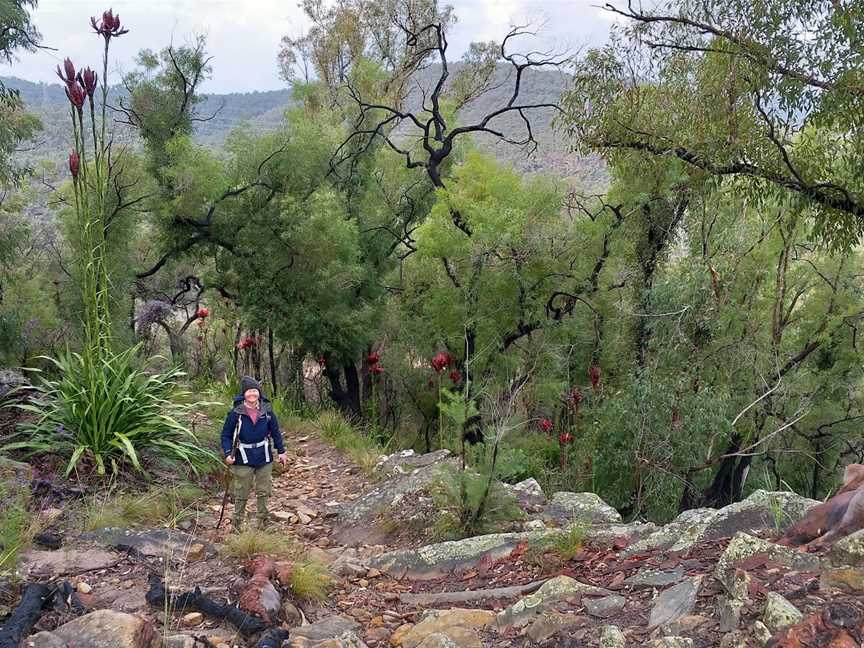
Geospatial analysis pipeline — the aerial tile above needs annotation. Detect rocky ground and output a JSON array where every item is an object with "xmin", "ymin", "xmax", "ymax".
[{"xmin": 4, "ymin": 425, "xmax": 864, "ymax": 648}]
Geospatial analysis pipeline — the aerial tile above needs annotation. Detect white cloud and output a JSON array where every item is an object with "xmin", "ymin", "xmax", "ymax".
[{"xmin": 2, "ymin": 0, "xmax": 612, "ymax": 93}]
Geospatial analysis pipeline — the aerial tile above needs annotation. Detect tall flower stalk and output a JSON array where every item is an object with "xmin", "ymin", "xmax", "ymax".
[{"xmin": 62, "ymin": 10, "xmax": 127, "ymax": 358}]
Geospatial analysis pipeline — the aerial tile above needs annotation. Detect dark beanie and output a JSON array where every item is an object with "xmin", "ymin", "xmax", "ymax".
[{"xmin": 240, "ymin": 376, "xmax": 262, "ymax": 395}]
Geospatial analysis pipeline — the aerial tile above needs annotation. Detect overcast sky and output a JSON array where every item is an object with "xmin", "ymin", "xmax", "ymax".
[{"xmin": 2, "ymin": 0, "xmax": 620, "ymax": 94}]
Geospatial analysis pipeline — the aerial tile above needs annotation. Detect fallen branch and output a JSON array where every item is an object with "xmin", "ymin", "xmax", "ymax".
[
  {"xmin": 398, "ymin": 579, "xmax": 547, "ymax": 606},
  {"xmin": 0, "ymin": 583, "xmax": 52, "ymax": 648},
  {"xmin": 145, "ymin": 575, "xmax": 267, "ymax": 637}
]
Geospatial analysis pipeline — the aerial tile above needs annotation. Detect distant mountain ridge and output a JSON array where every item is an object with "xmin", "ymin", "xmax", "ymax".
[{"xmin": 5, "ymin": 67, "xmax": 606, "ymax": 190}]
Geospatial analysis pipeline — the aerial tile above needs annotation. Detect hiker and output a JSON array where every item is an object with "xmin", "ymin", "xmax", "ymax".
[{"xmin": 221, "ymin": 376, "xmax": 287, "ymax": 530}]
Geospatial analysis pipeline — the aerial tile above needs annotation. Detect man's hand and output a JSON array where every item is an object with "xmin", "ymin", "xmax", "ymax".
[
  {"xmin": 225, "ymin": 454, "xmax": 235, "ymax": 465},
  {"xmin": 278, "ymin": 453, "xmax": 288, "ymax": 466}
]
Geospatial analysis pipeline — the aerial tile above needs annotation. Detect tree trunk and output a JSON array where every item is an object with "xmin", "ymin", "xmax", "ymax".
[
  {"xmin": 324, "ymin": 362, "xmax": 361, "ymax": 419},
  {"xmin": 268, "ymin": 328, "xmax": 278, "ymax": 395}
]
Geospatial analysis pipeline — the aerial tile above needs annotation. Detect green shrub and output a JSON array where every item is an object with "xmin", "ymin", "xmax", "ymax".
[
  {"xmin": 429, "ymin": 466, "xmax": 523, "ymax": 540},
  {"xmin": 83, "ymin": 485, "xmax": 206, "ymax": 530},
  {"xmin": 222, "ymin": 529, "xmax": 297, "ymax": 560},
  {"xmin": 315, "ymin": 410, "xmax": 382, "ymax": 473},
  {"xmin": 6, "ymin": 347, "xmax": 218, "ymax": 477},
  {"xmin": 290, "ymin": 560, "xmax": 333, "ymax": 600}
]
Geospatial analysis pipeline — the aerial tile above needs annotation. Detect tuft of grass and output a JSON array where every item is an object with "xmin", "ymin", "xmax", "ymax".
[
  {"xmin": 523, "ymin": 524, "xmax": 586, "ymax": 569},
  {"xmin": 290, "ymin": 560, "xmax": 333, "ymax": 601},
  {"xmin": 315, "ymin": 410, "xmax": 382, "ymax": 474},
  {"xmin": 0, "ymin": 503, "xmax": 40, "ymax": 572},
  {"xmin": 83, "ymin": 484, "xmax": 206, "ymax": 531},
  {"xmin": 221, "ymin": 529, "xmax": 298, "ymax": 560}
]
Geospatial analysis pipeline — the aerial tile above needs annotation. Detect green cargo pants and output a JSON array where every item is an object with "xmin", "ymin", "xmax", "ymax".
[{"xmin": 232, "ymin": 462, "xmax": 273, "ymax": 530}]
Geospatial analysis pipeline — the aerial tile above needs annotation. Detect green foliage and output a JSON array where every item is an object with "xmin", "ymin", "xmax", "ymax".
[
  {"xmin": 429, "ymin": 466, "xmax": 522, "ymax": 540},
  {"xmin": 8, "ymin": 347, "xmax": 217, "ymax": 477},
  {"xmin": 83, "ymin": 485, "xmax": 205, "ymax": 531},
  {"xmin": 221, "ymin": 529, "xmax": 297, "ymax": 560},
  {"xmin": 315, "ymin": 410, "xmax": 382, "ymax": 473},
  {"xmin": 0, "ymin": 482, "xmax": 35, "ymax": 572},
  {"xmin": 290, "ymin": 560, "xmax": 334, "ymax": 601}
]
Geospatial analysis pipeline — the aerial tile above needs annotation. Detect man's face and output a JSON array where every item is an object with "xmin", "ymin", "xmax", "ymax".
[{"xmin": 244, "ymin": 388, "xmax": 260, "ymax": 405}]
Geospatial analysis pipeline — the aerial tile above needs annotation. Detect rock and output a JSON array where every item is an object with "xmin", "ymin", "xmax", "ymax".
[
  {"xmin": 374, "ymin": 449, "xmax": 451, "ymax": 477},
  {"xmin": 751, "ymin": 621, "xmax": 773, "ymax": 645},
  {"xmin": 39, "ymin": 508, "xmax": 64, "ymax": 525},
  {"xmin": 504, "ymin": 478, "xmax": 548, "ymax": 511},
  {"xmin": 525, "ymin": 612, "xmax": 585, "ymax": 642},
  {"xmin": 714, "ymin": 532, "xmax": 818, "ymax": 595},
  {"xmin": 584, "ymin": 595, "xmax": 626, "ymax": 618},
  {"xmin": 414, "ymin": 635, "xmax": 460, "ymax": 648},
  {"xmin": 0, "ymin": 369, "xmax": 27, "ymax": 400},
  {"xmin": 80, "ymin": 528, "xmax": 213, "ymax": 562},
  {"xmin": 367, "ymin": 568, "xmax": 382, "ymax": 578},
  {"xmin": 761, "ymin": 592, "xmax": 803, "ymax": 632},
  {"xmin": 661, "ymin": 615, "xmax": 710, "ymax": 636},
  {"xmin": 497, "ymin": 575, "xmax": 611, "ymax": 628},
  {"xmin": 161, "ymin": 637, "xmax": 196, "ymax": 648},
  {"xmin": 366, "ymin": 628, "xmax": 391, "ymax": 643},
  {"xmin": 274, "ymin": 511, "xmax": 300, "ymax": 523},
  {"xmin": 258, "ymin": 580, "xmax": 282, "ymax": 618},
  {"xmin": 398, "ymin": 609, "xmax": 494, "ymax": 648},
  {"xmin": 648, "ymin": 577, "xmax": 702, "ymax": 629},
  {"xmin": 623, "ymin": 508, "xmax": 719, "ymax": 556},
  {"xmin": 181, "ymin": 612, "xmax": 204, "ymax": 627},
  {"xmin": 624, "ymin": 567, "xmax": 685, "ymax": 589},
  {"xmin": 19, "ymin": 548, "xmax": 120, "ymax": 577},
  {"xmin": 599, "ymin": 625, "xmax": 626, "ymax": 648},
  {"xmin": 390, "ymin": 624, "xmax": 413, "ymax": 646},
  {"xmin": 283, "ymin": 601, "xmax": 303, "ymax": 626},
  {"xmin": 820, "ymin": 566, "xmax": 864, "ymax": 592},
  {"xmin": 828, "ymin": 529, "xmax": 864, "ymax": 567},
  {"xmin": 186, "ymin": 543, "xmax": 206, "ymax": 562},
  {"xmin": 27, "ymin": 609, "xmax": 160, "ymax": 648},
  {"xmin": 543, "ymin": 491, "xmax": 622, "ymax": 525},
  {"xmin": 523, "ymin": 520, "xmax": 546, "ymax": 531},
  {"xmin": 290, "ymin": 616, "xmax": 362, "ymax": 645},
  {"xmin": 649, "ymin": 638, "xmax": 694, "ymax": 648},
  {"xmin": 335, "ymin": 451, "xmax": 457, "ymax": 545},
  {"xmin": 699, "ymin": 490, "xmax": 818, "ymax": 541},
  {"xmin": 370, "ymin": 531, "xmax": 547, "ymax": 580},
  {"xmin": 717, "ymin": 596, "xmax": 745, "ymax": 632},
  {"xmin": 76, "ymin": 582, "xmax": 92, "ymax": 594}
]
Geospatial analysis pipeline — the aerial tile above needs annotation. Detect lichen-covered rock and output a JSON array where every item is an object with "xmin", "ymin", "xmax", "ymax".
[
  {"xmin": 374, "ymin": 450, "xmax": 452, "ymax": 477},
  {"xmin": 414, "ymin": 634, "xmax": 461, "ymax": 648},
  {"xmin": 496, "ymin": 575, "xmax": 611, "ymax": 628},
  {"xmin": 80, "ymin": 528, "xmax": 213, "ymax": 562},
  {"xmin": 525, "ymin": 612, "xmax": 585, "ymax": 643},
  {"xmin": 504, "ymin": 478, "xmax": 547, "ymax": 511},
  {"xmin": 289, "ymin": 616, "xmax": 362, "ymax": 647},
  {"xmin": 714, "ymin": 532, "xmax": 818, "ymax": 595},
  {"xmin": 828, "ymin": 529, "xmax": 864, "ymax": 568},
  {"xmin": 762, "ymin": 593, "xmax": 803, "ymax": 632},
  {"xmin": 333, "ymin": 453, "xmax": 456, "ymax": 545},
  {"xmin": 648, "ymin": 637, "xmax": 694, "ymax": 648},
  {"xmin": 625, "ymin": 567, "xmax": 685, "ymax": 589},
  {"xmin": 717, "ymin": 595, "xmax": 745, "ymax": 633},
  {"xmin": 543, "ymin": 492, "xmax": 622, "ymax": 525},
  {"xmin": 623, "ymin": 508, "xmax": 718, "ymax": 556},
  {"xmin": 370, "ymin": 531, "xmax": 549, "ymax": 580},
  {"xmin": 397, "ymin": 609, "xmax": 494, "ymax": 648},
  {"xmin": 700, "ymin": 490, "xmax": 818, "ymax": 541},
  {"xmin": 584, "ymin": 595, "xmax": 626, "ymax": 618},
  {"xmin": 0, "ymin": 368, "xmax": 26, "ymax": 400},
  {"xmin": 27, "ymin": 610, "xmax": 160, "ymax": 648},
  {"xmin": 599, "ymin": 625, "xmax": 626, "ymax": 648},
  {"xmin": 648, "ymin": 577, "xmax": 702, "ymax": 629},
  {"xmin": 820, "ymin": 566, "xmax": 864, "ymax": 592}
]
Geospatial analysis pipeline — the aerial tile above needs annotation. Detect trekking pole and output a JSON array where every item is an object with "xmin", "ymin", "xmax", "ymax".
[{"xmin": 216, "ymin": 415, "xmax": 241, "ymax": 529}]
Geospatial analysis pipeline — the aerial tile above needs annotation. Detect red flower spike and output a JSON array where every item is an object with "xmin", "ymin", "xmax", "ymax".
[
  {"xmin": 91, "ymin": 8, "xmax": 129, "ymax": 38},
  {"xmin": 317, "ymin": 356, "xmax": 326, "ymax": 368},
  {"xmin": 538, "ymin": 418, "xmax": 553, "ymax": 433},
  {"xmin": 449, "ymin": 369, "xmax": 461, "ymax": 384},
  {"xmin": 65, "ymin": 82, "xmax": 85, "ymax": 109},
  {"xmin": 431, "ymin": 352, "xmax": 453, "ymax": 373},
  {"xmin": 68, "ymin": 152, "xmax": 79, "ymax": 178},
  {"xmin": 78, "ymin": 68, "xmax": 98, "ymax": 98},
  {"xmin": 56, "ymin": 58, "xmax": 76, "ymax": 84},
  {"xmin": 196, "ymin": 307, "xmax": 209, "ymax": 319},
  {"xmin": 559, "ymin": 432, "xmax": 573, "ymax": 444},
  {"xmin": 367, "ymin": 352, "xmax": 381, "ymax": 366},
  {"xmin": 371, "ymin": 364, "xmax": 384, "ymax": 375},
  {"xmin": 589, "ymin": 364, "xmax": 602, "ymax": 391}
]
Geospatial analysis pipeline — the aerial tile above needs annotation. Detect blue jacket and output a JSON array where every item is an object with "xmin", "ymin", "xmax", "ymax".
[{"xmin": 220, "ymin": 395, "xmax": 285, "ymax": 467}]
